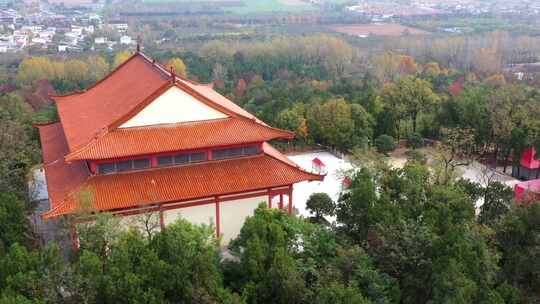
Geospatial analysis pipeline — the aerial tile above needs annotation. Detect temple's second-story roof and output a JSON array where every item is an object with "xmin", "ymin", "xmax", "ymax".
[
  {"xmin": 52, "ymin": 51, "xmax": 285, "ymax": 158},
  {"xmin": 54, "ymin": 53, "xmax": 170, "ymax": 153},
  {"xmin": 65, "ymin": 117, "xmax": 293, "ymax": 161}
]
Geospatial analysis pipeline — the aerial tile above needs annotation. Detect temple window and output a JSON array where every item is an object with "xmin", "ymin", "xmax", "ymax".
[
  {"xmin": 158, "ymin": 152, "xmax": 207, "ymax": 167},
  {"xmin": 213, "ymin": 145, "xmax": 259, "ymax": 160},
  {"xmin": 97, "ymin": 158, "xmax": 151, "ymax": 174}
]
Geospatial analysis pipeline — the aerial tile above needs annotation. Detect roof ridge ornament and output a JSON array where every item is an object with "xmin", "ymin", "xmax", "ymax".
[
  {"xmin": 136, "ymin": 36, "xmax": 141, "ymax": 53},
  {"xmin": 170, "ymin": 66, "xmax": 176, "ymax": 83}
]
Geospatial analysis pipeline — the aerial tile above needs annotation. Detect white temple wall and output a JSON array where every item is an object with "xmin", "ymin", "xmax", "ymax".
[
  {"xmin": 120, "ymin": 86, "xmax": 228, "ymax": 128},
  {"xmin": 116, "ymin": 193, "xmax": 275, "ymax": 245},
  {"xmin": 163, "ymin": 203, "xmax": 216, "ymax": 227},
  {"xmin": 220, "ymin": 195, "xmax": 267, "ymax": 243}
]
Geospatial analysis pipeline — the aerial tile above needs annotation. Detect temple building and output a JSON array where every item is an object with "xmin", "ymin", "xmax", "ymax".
[
  {"xmin": 512, "ymin": 147, "xmax": 540, "ymax": 180},
  {"xmin": 36, "ymin": 49, "xmax": 324, "ymax": 244}
]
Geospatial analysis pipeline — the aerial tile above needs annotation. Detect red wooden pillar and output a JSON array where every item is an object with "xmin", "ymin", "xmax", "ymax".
[
  {"xmin": 70, "ymin": 223, "xmax": 79, "ymax": 252},
  {"xmin": 279, "ymin": 194, "xmax": 284, "ymax": 209},
  {"xmin": 268, "ymin": 189, "xmax": 273, "ymax": 208},
  {"xmin": 159, "ymin": 205, "xmax": 165, "ymax": 230},
  {"xmin": 215, "ymin": 196, "xmax": 221, "ymax": 238},
  {"xmin": 287, "ymin": 185, "xmax": 293, "ymax": 215}
]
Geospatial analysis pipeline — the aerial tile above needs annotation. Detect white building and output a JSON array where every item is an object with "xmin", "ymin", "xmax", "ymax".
[
  {"xmin": 94, "ymin": 36, "xmax": 105, "ymax": 44},
  {"xmin": 119, "ymin": 35, "xmax": 132, "ymax": 45},
  {"xmin": 109, "ymin": 22, "xmax": 128, "ymax": 33}
]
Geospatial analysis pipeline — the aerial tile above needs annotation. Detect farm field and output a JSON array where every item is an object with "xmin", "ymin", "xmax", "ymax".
[
  {"xmin": 139, "ymin": 0, "xmax": 351, "ymax": 14},
  {"xmin": 228, "ymin": 0, "xmax": 314, "ymax": 14},
  {"xmin": 331, "ymin": 23, "xmax": 431, "ymax": 37},
  {"xmin": 48, "ymin": 0, "xmax": 94, "ymax": 4}
]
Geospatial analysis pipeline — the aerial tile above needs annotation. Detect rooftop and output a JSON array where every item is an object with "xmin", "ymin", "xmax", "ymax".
[{"xmin": 43, "ymin": 145, "xmax": 323, "ymax": 219}]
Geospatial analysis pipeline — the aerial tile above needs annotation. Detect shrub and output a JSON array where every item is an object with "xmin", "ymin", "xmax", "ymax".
[
  {"xmin": 407, "ymin": 133, "xmax": 425, "ymax": 149},
  {"xmin": 374, "ymin": 135, "xmax": 396, "ymax": 155}
]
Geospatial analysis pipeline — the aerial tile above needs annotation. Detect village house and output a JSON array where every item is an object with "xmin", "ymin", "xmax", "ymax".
[{"xmin": 36, "ymin": 48, "xmax": 324, "ymax": 247}]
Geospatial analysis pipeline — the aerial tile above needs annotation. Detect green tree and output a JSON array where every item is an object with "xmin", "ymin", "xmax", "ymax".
[
  {"xmin": 478, "ymin": 181, "xmax": 514, "ymax": 226},
  {"xmin": 0, "ymin": 193, "xmax": 29, "ymax": 253},
  {"xmin": 338, "ymin": 161, "xmax": 505, "ymax": 303},
  {"xmin": 336, "ymin": 168, "xmax": 381, "ymax": 243},
  {"xmin": 0, "ymin": 244, "xmax": 68, "ymax": 303},
  {"xmin": 496, "ymin": 203, "xmax": 540, "ymax": 298},
  {"xmin": 307, "ymin": 98, "xmax": 357, "ymax": 150},
  {"xmin": 228, "ymin": 206, "xmax": 308, "ymax": 304},
  {"xmin": 0, "ymin": 94, "xmax": 40, "ymax": 196},
  {"xmin": 306, "ymin": 192, "xmax": 335, "ymax": 223},
  {"xmin": 407, "ymin": 132, "xmax": 424, "ymax": 149},
  {"xmin": 374, "ymin": 135, "xmax": 396, "ymax": 155},
  {"xmin": 432, "ymin": 128, "xmax": 476, "ymax": 185},
  {"xmin": 379, "ymin": 76, "xmax": 439, "ymax": 133}
]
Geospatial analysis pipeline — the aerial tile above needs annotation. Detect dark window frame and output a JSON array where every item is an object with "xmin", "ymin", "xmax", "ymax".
[
  {"xmin": 96, "ymin": 158, "xmax": 151, "ymax": 174},
  {"xmin": 96, "ymin": 145, "xmax": 258, "ymax": 175},
  {"xmin": 212, "ymin": 145, "xmax": 260, "ymax": 160}
]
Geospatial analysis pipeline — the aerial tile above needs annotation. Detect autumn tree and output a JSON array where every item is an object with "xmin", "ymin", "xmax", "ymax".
[
  {"xmin": 16, "ymin": 57, "xmax": 56, "ymax": 90},
  {"xmin": 432, "ymin": 128, "xmax": 476, "ymax": 185},
  {"xmin": 307, "ymin": 98, "xmax": 369, "ymax": 150},
  {"xmin": 487, "ymin": 84, "xmax": 531, "ymax": 171},
  {"xmin": 86, "ymin": 56, "xmax": 110, "ymax": 83},
  {"xmin": 113, "ymin": 51, "xmax": 132, "ymax": 68},
  {"xmin": 166, "ymin": 57, "xmax": 187, "ymax": 77},
  {"xmin": 64, "ymin": 59, "xmax": 90, "ymax": 88},
  {"xmin": 234, "ymin": 79, "xmax": 247, "ymax": 97}
]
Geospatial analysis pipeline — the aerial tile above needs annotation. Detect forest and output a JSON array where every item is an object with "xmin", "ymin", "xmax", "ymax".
[{"xmin": 1, "ymin": 32, "xmax": 540, "ymax": 303}]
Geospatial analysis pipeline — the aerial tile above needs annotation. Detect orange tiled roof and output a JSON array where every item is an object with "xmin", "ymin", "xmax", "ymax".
[
  {"xmin": 55, "ymin": 54, "xmax": 170, "ymax": 152},
  {"xmin": 178, "ymin": 79, "xmax": 266, "ymax": 125},
  {"xmin": 43, "ymin": 152, "xmax": 323, "ymax": 219},
  {"xmin": 36, "ymin": 123, "xmax": 90, "ymax": 209},
  {"xmin": 55, "ymin": 52, "xmax": 276, "ymax": 156},
  {"xmin": 65, "ymin": 118, "xmax": 293, "ymax": 161},
  {"xmin": 38, "ymin": 51, "xmax": 321, "ymax": 220}
]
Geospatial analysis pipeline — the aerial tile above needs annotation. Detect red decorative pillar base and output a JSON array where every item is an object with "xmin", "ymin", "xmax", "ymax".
[{"xmin": 159, "ymin": 205, "xmax": 165, "ymax": 230}]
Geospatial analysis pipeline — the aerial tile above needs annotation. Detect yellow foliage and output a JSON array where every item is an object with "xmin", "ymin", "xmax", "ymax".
[
  {"xmin": 86, "ymin": 56, "xmax": 110, "ymax": 82},
  {"xmin": 423, "ymin": 62, "xmax": 441, "ymax": 77},
  {"xmin": 16, "ymin": 57, "xmax": 56, "ymax": 89},
  {"xmin": 65, "ymin": 59, "xmax": 89, "ymax": 83},
  {"xmin": 249, "ymin": 75, "xmax": 265, "ymax": 87},
  {"xmin": 166, "ymin": 58, "xmax": 187, "ymax": 77},
  {"xmin": 113, "ymin": 50, "xmax": 132, "ymax": 68},
  {"xmin": 484, "ymin": 74, "xmax": 507, "ymax": 87},
  {"xmin": 297, "ymin": 119, "xmax": 309, "ymax": 141}
]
